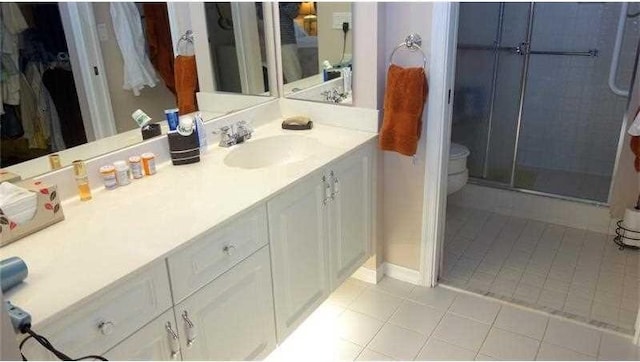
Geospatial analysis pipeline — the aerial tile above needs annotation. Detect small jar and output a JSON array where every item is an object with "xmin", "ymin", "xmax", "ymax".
[
  {"xmin": 141, "ymin": 153, "xmax": 156, "ymax": 176},
  {"xmin": 99, "ymin": 165, "xmax": 118, "ymax": 190},
  {"xmin": 49, "ymin": 154, "xmax": 62, "ymax": 170},
  {"xmin": 113, "ymin": 160, "xmax": 131, "ymax": 186},
  {"xmin": 128, "ymin": 156, "xmax": 143, "ymax": 179}
]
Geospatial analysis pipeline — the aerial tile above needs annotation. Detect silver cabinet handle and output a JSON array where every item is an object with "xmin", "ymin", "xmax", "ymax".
[
  {"xmin": 322, "ymin": 175, "xmax": 331, "ymax": 206},
  {"xmin": 182, "ymin": 311, "xmax": 197, "ymax": 347},
  {"xmin": 98, "ymin": 321, "xmax": 115, "ymax": 335},
  {"xmin": 330, "ymin": 171, "xmax": 339, "ymax": 200},
  {"xmin": 165, "ymin": 321, "xmax": 180, "ymax": 359},
  {"xmin": 223, "ymin": 244, "xmax": 236, "ymax": 256}
]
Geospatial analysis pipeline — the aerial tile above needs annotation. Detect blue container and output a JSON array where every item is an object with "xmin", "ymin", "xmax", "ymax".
[
  {"xmin": 0, "ymin": 257, "xmax": 28, "ymax": 292},
  {"xmin": 165, "ymin": 108, "xmax": 180, "ymax": 131}
]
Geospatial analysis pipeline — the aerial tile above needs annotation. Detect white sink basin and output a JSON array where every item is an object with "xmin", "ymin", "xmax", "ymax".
[{"xmin": 224, "ymin": 135, "xmax": 323, "ymax": 169}]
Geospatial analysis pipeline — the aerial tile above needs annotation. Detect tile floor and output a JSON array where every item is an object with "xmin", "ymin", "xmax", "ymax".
[
  {"xmin": 441, "ymin": 204, "xmax": 639, "ymax": 334},
  {"xmin": 265, "ymin": 277, "xmax": 640, "ymax": 361}
]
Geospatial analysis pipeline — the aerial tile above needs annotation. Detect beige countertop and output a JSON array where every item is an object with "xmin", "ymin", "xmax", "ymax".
[{"xmin": 1, "ymin": 119, "xmax": 377, "ymax": 328}]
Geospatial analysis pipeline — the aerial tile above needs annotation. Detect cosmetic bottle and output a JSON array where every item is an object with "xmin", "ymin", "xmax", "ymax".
[{"xmin": 72, "ymin": 160, "xmax": 92, "ymax": 201}]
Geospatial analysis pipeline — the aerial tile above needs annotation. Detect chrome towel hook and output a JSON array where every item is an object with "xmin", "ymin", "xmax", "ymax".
[{"xmin": 389, "ymin": 33, "xmax": 428, "ymax": 69}]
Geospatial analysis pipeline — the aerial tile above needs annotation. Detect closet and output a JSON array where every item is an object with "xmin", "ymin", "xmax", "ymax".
[{"xmin": 0, "ymin": 2, "xmax": 86, "ymax": 168}]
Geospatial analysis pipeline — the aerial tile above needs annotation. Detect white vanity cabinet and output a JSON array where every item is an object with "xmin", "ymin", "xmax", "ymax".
[
  {"xmin": 268, "ymin": 142, "xmax": 374, "ymax": 342},
  {"xmin": 20, "ymin": 261, "xmax": 173, "ymax": 360},
  {"xmin": 267, "ymin": 169, "xmax": 331, "ymax": 341},
  {"xmin": 173, "ymin": 246, "xmax": 276, "ymax": 361},
  {"xmin": 104, "ymin": 309, "xmax": 181, "ymax": 361},
  {"xmin": 327, "ymin": 143, "xmax": 373, "ymax": 289}
]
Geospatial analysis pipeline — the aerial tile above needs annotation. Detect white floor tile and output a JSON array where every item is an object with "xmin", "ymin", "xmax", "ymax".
[
  {"xmin": 329, "ymin": 279, "xmax": 368, "ymax": 307},
  {"xmin": 479, "ymin": 327, "xmax": 540, "ymax": 361},
  {"xmin": 537, "ymin": 289, "xmax": 567, "ymax": 310},
  {"xmin": 449, "ymin": 293, "xmax": 501, "ymax": 324},
  {"xmin": 348, "ymin": 289, "xmax": 403, "ymax": 321},
  {"xmin": 432, "ymin": 313, "xmax": 491, "ymax": 351},
  {"xmin": 355, "ymin": 348, "xmax": 394, "ymax": 361},
  {"xmin": 336, "ymin": 310, "xmax": 384, "ymax": 346},
  {"xmin": 416, "ymin": 338, "xmax": 477, "ymax": 361},
  {"xmin": 370, "ymin": 276, "xmax": 415, "ymax": 298},
  {"xmin": 597, "ymin": 332, "xmax": 639, "ymax": 361},
  {"xmin": 475, "ymin": 353, "xmax": 499, "ymax": 361},
  {"xmin": 388, "ymin": 299, "xmax": 445, "ymax": 336},
  {"xmin": 494, "ymin": 305, "xmax": 548, "ymax": 340},
  {"xmin": 367, "ymin": 324, "xmax": 427, "ymax": 361},
  {"xmin": 335, "ymin": 339, "xmax": 365, "ymax": 361},
  {"xmin": 543, "ymin": 318, "xmax": 601, "ymax": 356},
  {"xmin": 408, "ymin": 286, "xmax": 457, "ymax": 310},
  {"xmin": 536, "ymin": 342, "xmax": 593, "ymax": 361}
]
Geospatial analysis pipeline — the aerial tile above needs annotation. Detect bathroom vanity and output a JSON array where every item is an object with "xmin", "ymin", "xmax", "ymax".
[{"xmin": 3, "ymin": 106, "xmax": 377, "ymax": 360}]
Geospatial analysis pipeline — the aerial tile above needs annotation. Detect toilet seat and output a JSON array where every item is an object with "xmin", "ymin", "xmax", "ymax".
[{"xmin": 449, "ymin": 143, "xmax": 470, "ymax": 175}]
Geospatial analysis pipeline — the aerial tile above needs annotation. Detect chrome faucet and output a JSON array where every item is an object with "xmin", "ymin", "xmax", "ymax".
[
  {"xmin": 321, "ymin": 88, "xmax": 346, "ymax": 103},
  {"xmin": 214, "ymin": 121, "xmax": 253, "ymax": 147}
]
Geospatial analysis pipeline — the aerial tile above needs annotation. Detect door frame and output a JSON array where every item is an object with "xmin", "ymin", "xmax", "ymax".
[
  {"xmin": 419, "ymin": 2, "xmax": 459, "ymax": 287},
  {"xmin": 58, "ymin": 2, "xmax": 117, "ymax": 141}
]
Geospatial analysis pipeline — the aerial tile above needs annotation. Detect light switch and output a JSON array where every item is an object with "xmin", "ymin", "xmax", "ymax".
[
  {"xmin": 97, "ymin": 23, "xmax": 109, "ymax": 42},
  {"xmin": 332, "ymin": 12, "xmax": 352, "ymax": 30}
]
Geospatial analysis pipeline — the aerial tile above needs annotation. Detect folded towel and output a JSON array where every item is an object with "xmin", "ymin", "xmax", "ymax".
[
  {"xmin": 174, "ymin": 55, "xmax": 199, "ymax": 115},
  {"xmin": 379, "ymin": 64, "xmax": 428, "ymax": 156}
]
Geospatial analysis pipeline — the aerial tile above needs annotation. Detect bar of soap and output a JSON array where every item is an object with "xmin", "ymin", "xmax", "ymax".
[{"xmin": 282, "ymin": 116, "xmax": 313, "ymax": 130}]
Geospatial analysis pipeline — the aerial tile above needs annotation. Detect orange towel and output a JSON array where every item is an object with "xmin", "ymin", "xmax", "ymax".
[
  {"xmin": 174, "ymin": 55, "xmax": 199, "ymax": 115},
  {"xmin": 379, "ymin": 64, "xmax": 428, "ymax": 156},
  {"xmin": 144, "ymin": 3, "xmax": 175, "ymax": 95}
]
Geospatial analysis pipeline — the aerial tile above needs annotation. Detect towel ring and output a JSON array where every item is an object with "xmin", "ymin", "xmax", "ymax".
[
  {"xmin": 177, "ymin": 30, "xmax": 195, "ymax": 56},
  {"xmin": 389, "ymin": 33, "xmax": 427, "ymax": 69}
]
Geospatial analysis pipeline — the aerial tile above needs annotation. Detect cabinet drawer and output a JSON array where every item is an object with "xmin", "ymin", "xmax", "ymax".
[
  {"xmin": 22, "ymin": 261, "xmax": 172, "ymax": 360},
  {"xmin": 167, "ymin": 204, "xmax": 268, "ymax": 303}
]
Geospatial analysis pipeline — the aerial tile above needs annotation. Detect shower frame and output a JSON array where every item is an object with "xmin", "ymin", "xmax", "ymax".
[{"xmin": 460, "ymin": 2, "xmax": 628, "ymax": 206}]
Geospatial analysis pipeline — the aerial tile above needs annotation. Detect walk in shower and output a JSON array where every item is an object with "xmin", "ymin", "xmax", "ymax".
[{"xmin": 452, "ymin": 2, "xmax": 640, "ymax": 203}]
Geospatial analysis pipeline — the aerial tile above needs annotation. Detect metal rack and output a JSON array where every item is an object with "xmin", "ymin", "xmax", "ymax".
[
  {"xmin": 389, "ymin": 33, "xmax": 427, "ymax": 69},
  {"xmin": 614, "ymin": 220, "xmax": 640, "ymax": 250}
]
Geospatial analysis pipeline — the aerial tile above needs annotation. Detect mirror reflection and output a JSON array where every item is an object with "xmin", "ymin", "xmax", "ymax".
[
  {"xmin": 202, "ymin": 2, "xmax": 271, "ymax": 95},
  {"xmin": 280, "ymin": 2, "xmax": 353, "ymax": 105},
  {"xmin": 1, "ymin": 2, "xmax": 274, "ymax": 180}
]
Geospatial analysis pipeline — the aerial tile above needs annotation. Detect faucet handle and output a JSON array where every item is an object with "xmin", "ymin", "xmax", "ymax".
[
  {"xmin": 212, "ymin": 125, "xmax": 231, "ymax": 135},
  {"xmin": 236, "ymin": 121, "xmax": 253, "ymax": 140}
]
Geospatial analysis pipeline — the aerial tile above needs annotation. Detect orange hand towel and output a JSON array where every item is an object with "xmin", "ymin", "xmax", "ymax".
[
  {"xmin": 174, "ymin": 55, "xmax": 199, "ymax": 115},
  {"xmin": 379, "ymin": 64, "xmax": 428, "ymax": 156}
]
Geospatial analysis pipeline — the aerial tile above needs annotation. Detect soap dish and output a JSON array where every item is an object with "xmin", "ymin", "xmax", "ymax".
[{"xmin": 282, "ymin": 116, "xmax": 313, "ymax": 130}]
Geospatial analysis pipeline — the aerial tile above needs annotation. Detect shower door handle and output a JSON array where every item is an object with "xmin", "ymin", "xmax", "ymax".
[{"xmin": 514, "ymin": 42, "xmax": 530, "ymax": 56}]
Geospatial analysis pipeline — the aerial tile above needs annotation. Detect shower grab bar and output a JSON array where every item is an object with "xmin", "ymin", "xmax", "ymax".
[
  {"xmin": 458, "ymin": 43, "xmax": 598, "ymax": 57},
  {"xmin": 609, "ymin": 2, "xmax": 629, "ymax": 97}
]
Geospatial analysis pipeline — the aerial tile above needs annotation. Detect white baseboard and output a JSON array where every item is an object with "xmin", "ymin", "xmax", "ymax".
[
  {"xmin": 383, "ymin": 262, "xmax": 421, "ymax": 285},
  {"xmin": 352, "ymin": 264, "xmax": 384, "ymax": 284}
]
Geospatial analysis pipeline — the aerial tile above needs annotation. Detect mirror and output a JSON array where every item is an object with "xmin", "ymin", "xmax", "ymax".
[
  {"xmin": 278, "ymin": 2, "xmax": 353, "ymax": 105},
  {"xmin": 1, "ymin": 2, "xmax": 276, "ymax": 180}
]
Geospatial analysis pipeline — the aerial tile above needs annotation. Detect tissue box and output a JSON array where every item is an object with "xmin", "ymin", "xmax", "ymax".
[{"xmin": 0, "ymin": 180, "xmax": 64, "ymax": 247}]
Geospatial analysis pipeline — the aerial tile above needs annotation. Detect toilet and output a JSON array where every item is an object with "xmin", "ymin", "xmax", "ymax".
[{"xmin": 448, "ymin": 143, "xmax": 470, "ymax": 195}]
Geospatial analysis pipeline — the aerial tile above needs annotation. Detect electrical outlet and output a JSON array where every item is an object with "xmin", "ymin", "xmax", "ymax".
[{"xmin": 332, "ymin": 12, "xmax": 352, "ymax": 30}]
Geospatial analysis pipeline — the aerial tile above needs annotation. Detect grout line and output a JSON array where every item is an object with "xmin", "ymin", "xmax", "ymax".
[{"xmin": 533, "ymin": 312, "xmax": 551, "ymax": 360}]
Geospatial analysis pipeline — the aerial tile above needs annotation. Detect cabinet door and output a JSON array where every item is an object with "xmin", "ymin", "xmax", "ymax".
[
  {"xmin": 329, "ymin": 145, "xmax": 372, "ymax": 289},
  {"xmin": 267, "ymin": 171, "xmax": 330, "ymax": 342},
  {"xmin": 104, "ymin": 309, "xmax": 181, "ymax": 361},
  {"xmin": 176, "ymin": 247, "xmax": 276, "ymax": 361}
]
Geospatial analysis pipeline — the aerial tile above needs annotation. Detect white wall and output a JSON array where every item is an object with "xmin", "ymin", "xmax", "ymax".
[{"xmin": 380, "ymin": 3, "xmax": 433, "ymax": 270}]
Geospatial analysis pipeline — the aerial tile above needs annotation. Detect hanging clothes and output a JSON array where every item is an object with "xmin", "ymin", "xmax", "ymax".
[
  {"xmin": 109, "ymin": 2, "xmax": 158, "ymax": 96},
  {"xmin": 143, "ymin": 3, "xmax": 175, "ymax": 95},
  {"xmin": 25, "ymin": 62, "xmax": 65, "ymax": 151},
  {"xmin": 1, "ymin": 3, "xmax": 29, "ymax": 113}
]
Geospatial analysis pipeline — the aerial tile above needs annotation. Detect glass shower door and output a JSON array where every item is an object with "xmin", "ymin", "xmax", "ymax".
[{"xmin": 513, "ymin": 2, "xmax": 635, "ymax": 202}]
